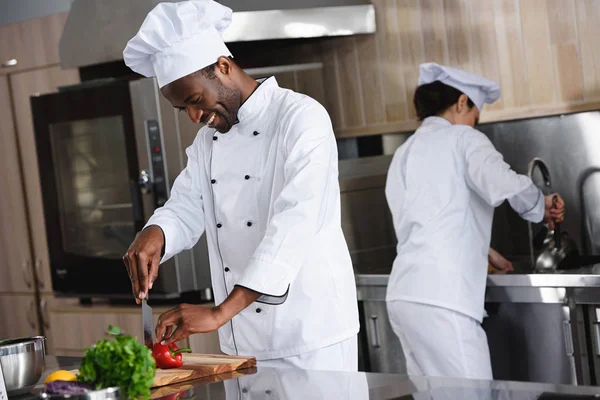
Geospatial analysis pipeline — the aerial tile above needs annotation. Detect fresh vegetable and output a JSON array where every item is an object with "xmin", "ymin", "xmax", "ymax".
[
  {"xmin": 77, "ymin": 325, "xmax": 156, "ymax": 399},
  {"xmin": 152, "ymin": 343, "xmax": 192, "ymax": 369},
  {"xmin": 44, "ymin": 381, "xmax": 93, "ymax": 395},
  {"xmin": 44, "ymin": 370, "xmax": 77, "ymax": 384}
]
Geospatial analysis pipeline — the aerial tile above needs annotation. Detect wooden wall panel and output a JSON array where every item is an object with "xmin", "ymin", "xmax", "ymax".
[
  {"xmin": 468, "ymin": 1, "xmax": 502, "ymax": 110},
  {"xmin": 547, "ymin": 0, "xmax": 583, "ymax": 102},
  {"xmin": 575, "ymin": 0, "xmax": 600, "ymax": 101},
  {"xmin": 373, "ymin": 0, "xmax": 407, "ymax": 123},
  {"xmin": 519, "ymin": 0, "xmax": 556, "ymax": 105},
  {"xmin": 355, "ymin": 34, "xmax": 386, "ymax": 125},
  {"xmin": 420, "ymin": 0, "xmax": 448, "ymax": 65},
  {"xmin": 443, "ymin": 0, "xmax": 472, "ymax": 70},
  {"xmin": 336, "ymin": 37, "xmax": 364, "ymax": 129},
  {"xmin": 492, "ymin": 0, "xmax": 529, "ymax": 109},
  {"xmin": 397, "ymin": 0, "xmax": 425, "ymax": 119},
  {"xmin": 319, "ymin": 38, "xmax": 345, "ymax": 129}
]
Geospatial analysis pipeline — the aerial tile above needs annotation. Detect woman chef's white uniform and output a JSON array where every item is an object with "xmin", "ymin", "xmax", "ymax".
[{"xmin": 385, "ymin": 63, "xmax": 565, "ymax": 380}]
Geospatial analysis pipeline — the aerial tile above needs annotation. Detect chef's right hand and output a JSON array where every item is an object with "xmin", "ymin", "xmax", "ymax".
[
  {"xmin": 123, "ymin": 225, "xmax": 165, "ymax": 304},
  {"xmin": 544, "ymin": 193, "xmax": 565, "ymax": 230}
]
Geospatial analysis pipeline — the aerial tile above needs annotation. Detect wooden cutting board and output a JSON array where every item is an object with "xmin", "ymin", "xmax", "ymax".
[
  {"xmin": 150, "ymin": 368, "xmax": 257, "ymax": 399},
  {"xmin": 152, "ymin": 353, "xmax": 256, "ymax": 387},
  {"xmin": 70, "ymin": 353, "xmax": 256, "ymax": 389}
]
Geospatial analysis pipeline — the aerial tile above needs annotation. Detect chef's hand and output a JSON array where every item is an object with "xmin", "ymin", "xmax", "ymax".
[
  {"xmin": 156, "ymin": 286, "xmax": 261, "ymax": 345},
  {"xmin": 123, "ymin": 225, "xmax": 164, "ymax": 304},
  {"xmin": 544, "ymin": 194, "xmax": 565, "ymax": 229},
  {"xmin": 156, "ymin": 304, "xmax": 225, "ymax": 345},
  {"xmin": 488, "ymin": 248, "xmax": 513, "ymax": 274}
]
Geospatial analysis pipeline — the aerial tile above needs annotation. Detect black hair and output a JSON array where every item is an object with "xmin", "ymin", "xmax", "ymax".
[
  {"xmin": 197, "ymin": 62, "xmax": 218, "ymax": 79},
  {"xmin": 413, "ymin": 80, "xmax": 475, "ymax": 121}
]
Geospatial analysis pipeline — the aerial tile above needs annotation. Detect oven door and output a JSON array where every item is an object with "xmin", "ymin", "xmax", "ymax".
[{"xmin": 31, "ymin": 80, "xmax": 144, "ymax": 296}]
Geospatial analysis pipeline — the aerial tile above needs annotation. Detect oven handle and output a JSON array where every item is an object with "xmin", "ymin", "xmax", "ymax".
[{"xmin": 130, "ymin": 179, "xmax": 145, "ymax": 228}]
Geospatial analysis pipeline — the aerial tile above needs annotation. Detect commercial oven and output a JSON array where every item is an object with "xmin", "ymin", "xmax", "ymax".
[{"xmin": 30, "ymin": 77, "xmax": 211, "ymax": 300}]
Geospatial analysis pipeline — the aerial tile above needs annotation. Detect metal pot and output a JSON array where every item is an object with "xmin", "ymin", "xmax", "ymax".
[
  {"xmin": 0, "ymin": 336, "xmax": 46, "ymax": 396},
  {"xmin": 534, "ymin": 222, "xmax": 578, "ymax": 273},
  {"xmin": 535, "ymin": 222, "xmax": 600, "ymax": 272}
]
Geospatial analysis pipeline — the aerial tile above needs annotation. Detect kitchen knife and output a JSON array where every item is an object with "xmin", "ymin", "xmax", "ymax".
[{"xmin": 142, "ymin": 298, "xmax": 154, "ymax": 348}]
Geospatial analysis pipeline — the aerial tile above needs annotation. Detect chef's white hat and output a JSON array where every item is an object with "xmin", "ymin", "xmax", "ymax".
[
  {"xmin": 418, "ymin": 63, "xmax": 501, "ymax": 111},
  {"xmin": 123, "ymin": 0, "xmax": 233, "ymax": 88}
]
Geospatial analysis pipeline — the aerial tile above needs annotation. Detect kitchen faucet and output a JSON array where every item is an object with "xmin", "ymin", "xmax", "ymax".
[{"xmin": 527, "ymin": 158, "xmax": 552, "ymax": 269}]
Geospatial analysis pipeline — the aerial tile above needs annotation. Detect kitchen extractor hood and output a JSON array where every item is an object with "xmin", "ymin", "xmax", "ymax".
[{"xmin": 59, "ymin": 0, "xmax": 376, "ymax": 69}]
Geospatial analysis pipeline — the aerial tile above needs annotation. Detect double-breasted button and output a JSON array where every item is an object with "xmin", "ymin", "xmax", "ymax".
[
  {"xmin": 244, "ymin": 175, "xmax": 250, "ymax": 180},
  {"xmin": 213, "ymin": 136, "xmax": 218, "ymax": 141},
  {"xmin": 211, "ymin": 179, "xmax": 216, "ymax": 184},
  {"xmin": 253, "ymin": 131, "xmax": 260, "ymax": 136},
  {"xmin": 224, "ymin": 267, "xmax": 230, "ymax": 272},
  {"xmin": 247, "ymin": 221, "xmax": 253, "ymax": 227},
  {"xmin": 217, "ymin": 223, "xmax": 222, "ymax": 228},
  {"xmin": 255, "ymin": 308, "xmax": 262, "ymax": 313}
]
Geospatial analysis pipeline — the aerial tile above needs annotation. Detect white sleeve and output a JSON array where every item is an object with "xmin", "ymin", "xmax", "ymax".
[
  {"xmin": 235, "ymin": 103, "xmax": 338, "ymax": 299},
  {"xmin": 144, "ymin": 134, "xmax": 206, "ymax": 262},
  {"xmin": 460, "ymin": 127, "xmax": 544, "ymax": 223}
]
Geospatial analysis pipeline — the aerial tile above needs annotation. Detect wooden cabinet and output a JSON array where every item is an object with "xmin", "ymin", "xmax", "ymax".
[
  {"xmin": 0, "ymin": 75, "xmax": 35, "ymax": 294},
  {"xmin": 9, "ymin": 66, "xmax": 79, "ymax": 294},
  {"xmin": 46, "ymin": 302, "xmax": 220, "ymax": 357},
  {"xmin": 0, "ymin": 294, "xmax": 40, "ymax": 340},
  {"xmin": 0, "ymin": 13, "xmax": 69, "ymax": 75}
]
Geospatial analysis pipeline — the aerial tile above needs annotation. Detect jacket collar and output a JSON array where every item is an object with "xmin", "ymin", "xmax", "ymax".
[
  {"xmin": 421, "ymin": 116, "xmax": 452, "ymax": 127},
  {"xmin": 236, "ymin": 76, "xmax": 278, "ymax": 124}
]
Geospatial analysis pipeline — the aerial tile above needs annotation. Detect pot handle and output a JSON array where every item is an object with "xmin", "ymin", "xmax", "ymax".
[
  {"xmin": 554, "ymin": 222, "xmax": 561, "ymax": 249},
  {"xmin": 553, "ymin": 196, "xmax": 561, "ymax": 249}
]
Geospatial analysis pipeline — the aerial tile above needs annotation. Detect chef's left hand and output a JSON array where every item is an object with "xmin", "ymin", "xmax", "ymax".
[
  {"xmin": 488, "ymin": 248, "xmax": 513, "ymax": 274},
  {"xmin": 156, "ymin": 304, "xmax": 226, "ymax": 345}
]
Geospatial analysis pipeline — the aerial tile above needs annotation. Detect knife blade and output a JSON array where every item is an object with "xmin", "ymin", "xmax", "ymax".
[{"xmin": 142, "ymin": 298, "xmax": 154, "ymax": 348}]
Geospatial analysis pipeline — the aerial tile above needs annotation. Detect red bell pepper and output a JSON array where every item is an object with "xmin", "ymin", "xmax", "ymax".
[{"xmin": 152, "ymin": 343, "xmax": 192, "ymax": 369}]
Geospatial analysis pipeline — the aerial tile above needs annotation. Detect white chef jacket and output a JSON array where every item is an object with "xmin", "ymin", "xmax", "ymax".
[
  {"xmin": 146, "ymin": 77, "xmax": 359, "ymax": 360},
  {"xmin": 385, "ymin": 116, "xmax": 544, "ymax": 322}
]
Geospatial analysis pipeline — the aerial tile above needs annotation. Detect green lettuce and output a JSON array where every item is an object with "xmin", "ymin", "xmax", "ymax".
[{"xmin": 77, "ymin": 325, "xmax": 156, "ymax": 399}]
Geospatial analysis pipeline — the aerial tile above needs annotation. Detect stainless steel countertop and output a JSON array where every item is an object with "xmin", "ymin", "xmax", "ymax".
[
  {"xmin": 356, "ymin": 269, "xmax": 600, "ymax": 288},
  {"xmin": 33, "ymin": 356, "xmax": 600, "ymax": 399}
]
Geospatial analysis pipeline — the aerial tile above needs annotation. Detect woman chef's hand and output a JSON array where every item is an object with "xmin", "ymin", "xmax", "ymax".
[
  {"xmin": 488, "ymin": 248, "xmax": 513, "ymax": 274},
  {"xmin": 155, "ymin": 304, "xmax": 226, "ymax": 345},
  {"xmin": 123, "ymin": 225, "xmax": 165, "ymax": 304},
  {"xmin": 544, "ymin": 194, "xmax": 565, "ymax": 229}
]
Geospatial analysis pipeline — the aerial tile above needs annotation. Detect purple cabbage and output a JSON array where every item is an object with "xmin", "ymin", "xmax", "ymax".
[{"xmin": 44, "ymin": 381, "xmax": 94, "ymax": 395}]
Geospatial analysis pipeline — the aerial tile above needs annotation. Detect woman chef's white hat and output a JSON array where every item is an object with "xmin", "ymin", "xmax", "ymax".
[
  {"xmin": 418, "ymin": 62, "xmax": 501, "ymax": 111},
  {"xmin": 123, "ymin": 0, "xmax": 233, "ymax": 88}
]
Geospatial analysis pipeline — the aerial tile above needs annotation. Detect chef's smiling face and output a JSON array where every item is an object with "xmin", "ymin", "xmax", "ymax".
[{"xmin": 161, "ymin": 56, "xmax": 241, "ymax": 133}]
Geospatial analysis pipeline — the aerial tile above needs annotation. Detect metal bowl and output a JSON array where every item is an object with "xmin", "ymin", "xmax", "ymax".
[{"xmin": 0, "ymin": 336, "xmax": 46, "ymax": 396}]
